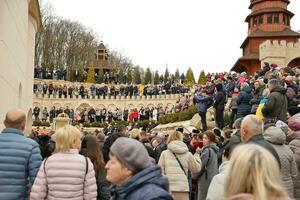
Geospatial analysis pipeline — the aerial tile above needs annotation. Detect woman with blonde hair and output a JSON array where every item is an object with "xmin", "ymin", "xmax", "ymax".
[
  {"xmin": 158, "ymin": 131, "xmax": 201, "ymax": 200},
  {"xmin": 30, "ymin": 125, "xmax": 97, "ymax": 200},
  {"xmin": 225, "ymin": 144, "xmax": 290, "ymax": 200}
]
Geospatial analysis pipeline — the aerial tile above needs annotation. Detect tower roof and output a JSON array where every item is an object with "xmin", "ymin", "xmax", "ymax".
[
  {"xmin": 240, "ymin": 28, "xmax": 300, "ymax": 48},
  {"xmin": 97, "ymin": 43, "xmax": 106, "ymax": 50},
  {"xmin": 249, "ymin": 0, "xmax": 290, "ymax": 9}
]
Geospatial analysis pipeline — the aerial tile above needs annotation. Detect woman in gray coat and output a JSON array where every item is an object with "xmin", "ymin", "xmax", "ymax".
[
  {"xmin": 195, "ymin": 130, "xmax": 219, "ymax": 200},
  {"xmin": 264, "ymin": 126, "xmax": 298, "ymax": 198}
]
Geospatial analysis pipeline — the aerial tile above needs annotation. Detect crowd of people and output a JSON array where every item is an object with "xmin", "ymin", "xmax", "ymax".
[
  {"xmin": 193, "ymin": 64, "xmax": 300, "ymax": 131},
  {"xmin": 32, "ymin": 92, "xmax": 195, "ymax": 124},
  {"xmin": 2, "ymin": 107, "xmax": 300, "ymax": 200},
  {"xmin": 2, "ymin": 63, "xmax": 300, "ymax": 200},
  {"xmin": 33, "ymin": 81, "xmax": 190, "ymax": 98}
]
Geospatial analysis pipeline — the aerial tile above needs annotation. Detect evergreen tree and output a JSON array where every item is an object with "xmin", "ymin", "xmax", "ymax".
[
  {"xmin": 159, "ymin": 75, "xmax": 164, "ymax": 84},
  {"xmin": 198, "ymin": 70, "xmax": 207, "ymax": 85},
  {"xmin": 184, "ymin": 67, "xmax": 196, "ymax": 86},
  {"xmin": 127, "ymin": 68, "xmax": 132, "ymax": 84},
  {"xmin": 133, "ymin": 67, "xmax": 141, "ymax": 84},
  {"xmin": 86, "ymin": 65, "xmax": 95, "ymax": 83},
  {"xmin": 144, "ymin": 67, "xmax": 152, "ymax": 84},
  {"xmin": 154, "ymin": 71, "xmax": 160, "ymax": 85},
  {"xmin": 96, "ymin": 69, "xmax": 104, "ymax": 84},
  {"xmin": 118, "ymin": 68, "xmax": 124, "ymax": 84},
  {"xmin": 164, "ymin": 68, "xmax": 169, "ymax": 83},
  {"xmin": 175, "ymin": 68, "xmax": 180, "ymax": 83}
]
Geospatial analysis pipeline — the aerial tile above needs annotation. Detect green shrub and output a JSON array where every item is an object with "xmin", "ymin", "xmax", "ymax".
[
  {"xmin": 72, "ymin": 121, "xmax": 80, "ymax": 126},
  {"xmin": 159, "ymin": 105, "xmax": 198, "ymax": 124},
  {"xmin": 111, "ymin": 121, "xmax": 129, "ymax": 127},
  {"xmin": 91, "ymin": 121, "xmax": 101, "ymax": 127},
  {"xmin": 224, "ymin": 111, "xmax": 232, "ymax": 127},
  {"xmin": 42, "ymin": 121, "xmax": 51, "ymax": 127},
  {"xmin": 99, "ymin": 123, "xmax": 109, "ymax": 128},
  {"xmin": 82, "ymin": 122, "xmax": 90, "ymax": 127},
  {"xmin": 33, "ymin": 120, "xmax": 41, "ymax": 126}
]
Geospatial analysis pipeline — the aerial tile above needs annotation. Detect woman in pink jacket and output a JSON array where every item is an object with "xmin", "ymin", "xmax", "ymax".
[{"xmin": 30, "ymin": 125, "xmax": 97, "ymax": 200}]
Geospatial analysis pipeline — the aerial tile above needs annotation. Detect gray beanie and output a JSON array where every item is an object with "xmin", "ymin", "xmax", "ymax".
[{"xmin": 110, "ymin": 137, "xmax": 151, "ymax": 173}]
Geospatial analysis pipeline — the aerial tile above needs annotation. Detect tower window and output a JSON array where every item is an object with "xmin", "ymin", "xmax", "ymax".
[
  {"xmin": 258, "ymin": 16, "xmax": 263, "ymax": 24},
  {"xmin": 267, "ymin": 15, "xmax": 273, "ymax": 24},
  {"xmin": 253, "ymin": 17, "xmax": 258, "ymax": 27},
  {"xmin": 274, "ymin": 14, "xmax": 279, "ymax": 24},
  {"xmin": 283, "ymin": 15, "xmax": 287, "ymax": 25}
]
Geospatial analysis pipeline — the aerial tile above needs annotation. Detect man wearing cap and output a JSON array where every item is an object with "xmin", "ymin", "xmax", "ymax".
[{"xmin": 106, "ymin": 137, "xmax": 173, "ymax": 200}]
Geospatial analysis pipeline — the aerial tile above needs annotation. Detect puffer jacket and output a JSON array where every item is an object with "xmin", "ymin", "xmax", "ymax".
[
  {"xmin": 237, "ymin": 85, "xmax": 253, "ymax": 119},
  {"xmin": 0, "ymin": 128, "xmax": 42, "ymax": 200},
  {"xmin": 30, "ymin": 149, "xmax": 97, "ymax": 200},
  {"xmin": 262, "ymin": 86, "xmax": 288, "ymax": 122},
  {"xmin": 158, "ymin": 140, "xmax": 201, "ymax": 192},
  {"xmin": 289, "ymin": 131, "xmax": 300, "ymax": 199},
  {"xmin": 264, "ymin": 127, "xmax": 298, "ymax": 198},
  {"xmin": 111, "ymin": 165, "xmax": 173, "ymax": 200}
]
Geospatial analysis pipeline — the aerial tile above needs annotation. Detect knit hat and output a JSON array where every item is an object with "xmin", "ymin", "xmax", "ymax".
[{"xmin": 110, "ymin": 137, "xmax": 151, "ymax": 173}]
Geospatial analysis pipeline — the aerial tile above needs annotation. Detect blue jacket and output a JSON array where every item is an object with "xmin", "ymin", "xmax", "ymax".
[
  {"xmin": 0, "ymin": 128, "xmax": 42, "ymax": 200},
  {"xmin": 237, "ymin": 85, "xmax": 254, "ymax": 118},
  {"xmin": 195, "ymin": 94, "xmax": 212, "ymax": 113},
  {"xmin": 111, "ymin": 165, "xmax": 173, "ymax": 200}
]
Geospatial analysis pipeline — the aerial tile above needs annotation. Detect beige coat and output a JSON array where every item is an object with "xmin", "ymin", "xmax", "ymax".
[{"xmin": 158, "ymin": 140, "xmax": 201, "ymax": 192}]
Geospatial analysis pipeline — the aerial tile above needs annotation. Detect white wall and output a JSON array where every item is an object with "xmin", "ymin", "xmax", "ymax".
[{"xmin": 0, "ymin": 0, "xmax": 37, "ymax": 130}]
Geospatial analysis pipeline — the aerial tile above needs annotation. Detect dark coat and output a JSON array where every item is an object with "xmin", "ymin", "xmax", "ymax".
[
  {"xmin": 237, "ymin": 85, "xmax": 253, "ymax": 118},
  {"xmin": 213, "ymin": 92, "xmax": 226, "ymax": 111},
  {"xmin": 110, "ymin": 165, "xmax": 173, "ymax": 200},
  {"xmin": 262, "ymin": 86, "xmax": 288, "ymax": 122},
  {"xmin": 196, "ymin": 143, "xmax": 219, "ymax": 200},
  {"xmin": 247, "ymin": 134, "xmax": 281, "ymax": 168}
]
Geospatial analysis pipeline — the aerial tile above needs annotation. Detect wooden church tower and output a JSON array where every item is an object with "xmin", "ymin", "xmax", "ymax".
[{"xmin": 232, "ymin": 0, "xmax": 300, "ymax": 74}]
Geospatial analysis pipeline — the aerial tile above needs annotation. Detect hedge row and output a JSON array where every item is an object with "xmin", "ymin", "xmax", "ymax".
[
  {"xmin": 32, "ymin": 120, "xmax": 51, "ymax": 127},
  {"xmin": 159, "ymin": 105, "xmax": 198, "ymax": 124}
]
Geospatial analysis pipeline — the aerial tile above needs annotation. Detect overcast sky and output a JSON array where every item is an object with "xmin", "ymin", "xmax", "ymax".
[{"xmin": 47, "ymin": 0, "xmax": 300, "ymax": 78}]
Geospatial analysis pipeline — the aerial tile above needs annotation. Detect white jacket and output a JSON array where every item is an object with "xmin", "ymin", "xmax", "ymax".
[{"xmin": 158, "ymin": 140, "xmax": 201, "ymax": 192}]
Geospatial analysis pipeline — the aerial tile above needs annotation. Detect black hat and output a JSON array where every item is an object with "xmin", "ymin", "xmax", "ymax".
[{"xmin": 176, "ymin": 127, "xmax": 184, "ymax": 133}]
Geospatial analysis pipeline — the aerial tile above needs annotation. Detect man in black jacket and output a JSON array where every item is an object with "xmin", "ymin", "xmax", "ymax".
[{"xmin": 241, "ymin": 115, "xmax": 281, "ymax": 168}]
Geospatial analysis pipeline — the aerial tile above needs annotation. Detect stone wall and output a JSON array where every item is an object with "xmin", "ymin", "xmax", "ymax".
[
  {"xmin": 33, "ymin": 93, "xmax": 181, "ymax": 111},
  {"xmin": 260, "ymin": 40, "xmax": 300, "ymax": 67}
]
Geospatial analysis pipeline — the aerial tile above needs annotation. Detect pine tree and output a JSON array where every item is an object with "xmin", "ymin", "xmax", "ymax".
[
  {"xmin": 86, "ymin": 65, "xmax": 95, "ymax": 83},
  {"xmin": 144, "ymin": 67, "xmax": 152, "ymax": 84},
  {"xmin": 198, "ymin": 70, "xmax": 207, "ymax": 85},
  {"xmin": 118, "ymin": 68, "xmax": 124, "ymax": 84},
  {"xmin": 184, "ymin": 67, "xmax": 196, "ymax": 86},
  {"xmin": 154, "ymin": 71, "xmax": 160, "ymax": 85},
  {"xmin": 133, "ymin": 67, "xmax": 141, "ymax": 84},
  {"xmin": 175, "ymin": 68, "xmax": 180, "ymax": 83},
  {"xmin": 164, "ymin": 68, "xmax": 169, "ymax": 83},
  {"xmin": 159, "ymin": 75, "xmax": 164, "ymax": 84},
  {"xmin": 96, "ymin": 69, "xmax": 104, "ymax": 84},
  {"xmin": 127, "ymin": 68, "xmax": 132, "ymax": 84}
]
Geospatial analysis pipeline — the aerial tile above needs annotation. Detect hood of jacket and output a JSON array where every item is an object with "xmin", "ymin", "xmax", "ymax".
[
  {"xmin": 263, "ymin": 126, "xmax": 286, "ymax": 145},
  {"xmin": 241, "ymin": 85, "xmax": 252, "ymax": 93},
  {"xmin": 167, "ymin": 140, "xmax": 189, "ymax": 154},
  {"xmin": 272, "ymin": 86, "xmax": 287, "ymax": 95},
  {"xmin": 202, "ymin": 143, "xmax": 219, "ymax": 154},
  {"xmin": 112, "ymin": 165, "xmax": 170, "ymax": 199}
]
